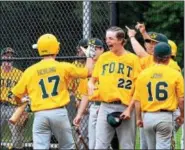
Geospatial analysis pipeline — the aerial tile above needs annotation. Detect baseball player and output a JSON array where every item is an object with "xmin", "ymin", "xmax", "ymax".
[
  {"xmin": 127, "ymin": 24, "xmax": 182, "ymax": 149},
  {"xmin": 73, "ymin": 38, "xmax": 105, "ymax": 149},
  {"xmin": 133, "ymin": 22, "xmax": 181, "ymax": 71},
  {"xmin": 88, "ymin": 26, "xmax": 141, "ymax": 149},
  {"xmin": 11, "ymin": 33, "xmax": 95, "ymax": 149},
  {"xmin": 134, "ymin": 42, "xmax": 184, "ymax": 149},
  {"xmin": 70, "ymin": 38, "xmax": 89, "ymax": 149},
  {"xmin": 168, "ymin": 40, "xmax": 182, "ymax": 133},
  {"xmin": 0, "ymin": 47, "xmax": 28, "ymax": 149}
]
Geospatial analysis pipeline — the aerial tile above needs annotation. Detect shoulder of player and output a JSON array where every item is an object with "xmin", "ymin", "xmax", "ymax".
[
  {"xmin": 127, "ymin": 52, "xmax": 140, "ymax": 60},
  {"xmin": 167, "ymin": 65, "xmax": 183, "ymax": 76},
  {"xmin": 12, "ymin": 67, "xmax": 23, "ymax": 74},
  {"xmin": 99, "ymin": 51, "xmax": 111, "ymax": 57},
  {"xmin": 138, "ymin": 67, "xmax": 151, "ymax": 77},
  {"xmin": 139, "ymin": 54, "xmax": 151, "ymax": 61},
  {"xmin": 169, "ymin": 59, "xmax": 181, "ymax": 70}
]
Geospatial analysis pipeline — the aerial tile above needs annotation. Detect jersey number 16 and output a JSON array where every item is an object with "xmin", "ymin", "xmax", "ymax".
[{"xmin": 147, "ymin": 81, "xmax": 168, "ymax": 101}]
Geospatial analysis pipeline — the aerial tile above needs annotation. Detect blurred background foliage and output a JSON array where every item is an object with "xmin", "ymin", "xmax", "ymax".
[{"xmin": 118, "ymin": 1, "xmax": 184, "ymax": 68}]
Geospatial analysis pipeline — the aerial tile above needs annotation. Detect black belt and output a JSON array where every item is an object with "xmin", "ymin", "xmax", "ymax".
[
  {"xmin": 160, "ymin": 109, "xmax": 171, "ymax": 112},
  {"xmin": 103, "ymin": 101, "xmax": 122, "ymax": 105},
  {"xmin": 92, "ymin": 102, "xmax": 101, "ymax": 105},
  {"xmin": 144, "ymin": 109, "xmax": 172, "ymax": 113}
]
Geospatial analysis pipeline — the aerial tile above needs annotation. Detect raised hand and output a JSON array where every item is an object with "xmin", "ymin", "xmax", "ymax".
[{"xmin": 135, "ymin": 22, "xmax": 146, "ymax": 34}]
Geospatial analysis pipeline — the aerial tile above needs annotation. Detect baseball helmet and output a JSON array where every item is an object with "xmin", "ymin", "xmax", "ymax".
[
  {"xmin": 154, "ymin": 42, "xmax": 171, "ymax": 58},
  {"xmin": 107, "ymin": 112, "xmax": 122, "ymax": 128},
  {"xmin": 168, "ymin": 40, "xmax": 177, "ymax": 57},
  {"xmin": 36, "ymin": 34, "xmax": 60, "ymax": 56},
  {"xmin": 1, "ymin": 47, "xmax": 15, "ymax": 56}
]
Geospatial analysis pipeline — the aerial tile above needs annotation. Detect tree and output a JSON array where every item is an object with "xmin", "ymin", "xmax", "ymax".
[{"xmin": 143, "ymin": 1, "xmax": 184, "ymax": 67}]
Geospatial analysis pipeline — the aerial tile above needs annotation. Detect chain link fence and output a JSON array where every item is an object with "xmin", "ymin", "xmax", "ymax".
[
  {"xmin": 1, "ymin": 1, "xmax": 183, "ymax": 150},
  {"xmin": 1, "ymin": 1, "xmax": 110, "ymax": 149}
]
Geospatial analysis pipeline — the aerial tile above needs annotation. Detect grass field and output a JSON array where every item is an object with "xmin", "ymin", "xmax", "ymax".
[
  {"xmin": 2, "ymin": 113, "xmax": 183, "ymax": 149},
  {"xmin": 135, "ymin": 127, "xmax": 183, "ymax": 149}
]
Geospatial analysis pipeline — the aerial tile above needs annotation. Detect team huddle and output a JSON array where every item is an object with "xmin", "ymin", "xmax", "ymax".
[{"xmin": 1, "ymin": 22, "xmax": 184, "ymax": 149}]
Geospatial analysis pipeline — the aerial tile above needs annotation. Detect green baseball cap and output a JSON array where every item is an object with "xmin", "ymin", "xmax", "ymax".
[
  {"xmin": 77, "ymin": 39, "xmax": 88, "ymax": 49},
  {"xmin": 107, "ymin": 112, "xmax": 122, "ymax": 128},
  {"xmin": 88, "ymin": 38, "xmax": 104, "ymax": 48},
  {"xmin": 145, "ymin": 32, "xmax": 168, "ymax": 43},
  {"xmin": 1, "ymin": 47, "xmax": 15, "ymax": 56},
  {"xmin": 154, "ymin": 42, "xmax": 171, "ymax": 58}
]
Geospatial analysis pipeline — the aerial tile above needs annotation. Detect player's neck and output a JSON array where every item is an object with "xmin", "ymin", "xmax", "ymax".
[
  {"xmin": 43, "ymin": 55, "xmax": 56, "ymax": 60},
  {"xmin": 111, "ymin": 47, "xmax": 127, "ymax": 56}
]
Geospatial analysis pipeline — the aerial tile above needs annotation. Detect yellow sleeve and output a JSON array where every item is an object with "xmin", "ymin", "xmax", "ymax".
[
  {"xmin": 92, "ymin": 57, "xmax": 101, "ymax": 79},
  {"xmin": 133, "ymin": 78, "xmax": 141, "ymax": 101},
  {"xmin": 139, "ymin": 57, "xmax": 147, "ymax": 70},
  {"xmin": 77, "ymin": 78, "xmax": 88, "ymax": 96},
  {"xmin": 63, "ymin": 62, "xmax": 88, "ymax": 79},
  {"xmin": 176, "ymin": 73, "xmax": 184, "ymax": 98},
  {"xmin": 169, "ymin": 59, "xmax": 181, "ymax": 72},
  {"xmin": 133, "ymin": 57, "xmax": 142, "ymax": 80},
  {"xmin": 12, "ymin": 69, "xmax": 29, "ymax": 98}
]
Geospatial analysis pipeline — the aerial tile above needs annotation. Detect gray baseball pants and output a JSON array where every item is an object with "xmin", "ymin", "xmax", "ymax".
[{"xmin": 95, "ymin": 102, "xmax": 136, "ymax": 149}]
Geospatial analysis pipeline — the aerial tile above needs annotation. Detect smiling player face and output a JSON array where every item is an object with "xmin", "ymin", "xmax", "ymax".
[
  {"xmin": 144, "ymin": 40, "xmax": 158, "ymax": 55},
  {"xmin": 106, "ymin": 31, "xmax": 123, "ymax": 52}
]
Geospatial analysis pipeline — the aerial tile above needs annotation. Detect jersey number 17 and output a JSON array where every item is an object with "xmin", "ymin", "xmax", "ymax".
[{"xmin": 39, "ymin": 75, "xmax": 60, "ymax": 99}]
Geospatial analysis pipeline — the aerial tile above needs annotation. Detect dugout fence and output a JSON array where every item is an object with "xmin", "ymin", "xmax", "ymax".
[
  {"xmin": 1, "ymin": 1, "xmax": 110, "ymax": 149},
  {"xmin": 0, "ymin": 1, "xmax": 183, "ymax": 149}
]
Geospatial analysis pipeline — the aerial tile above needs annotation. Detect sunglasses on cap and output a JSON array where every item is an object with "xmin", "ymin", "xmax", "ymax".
[
  {"xmin": 145, "ymin": 39, "xmax": 158, "ymax": 44},
  {"xmin": 76, "ymin": 46, "xmax": 88, "ymax": 49}
]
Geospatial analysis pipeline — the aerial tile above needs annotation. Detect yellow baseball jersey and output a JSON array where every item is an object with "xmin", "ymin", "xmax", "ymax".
[
  {"xmin": 140, "ymin": 55, "xmax": 181, "ymax": 72},
  {"xmin": 68, "ymin": 60, "xmax": 88, "ymax": 100},
  {"xmin": 12, "ymin": 59, "xmax": 88, "ymax": 112},
  {"xmin": 88, "ymin": 83, "xmax": 102, "ymax": 101},
  {"xmin": 133, "ymin": 64, "xmax": 184, "ymax": 112},
  {"xmin": 92, "ymin": 51, "xmax": 141, "ymax": 105},
  {"xmin": 72, "ymin": 60, "xmax": 102, "ymax": 101},
  {"xmin": 0, "ymin": 67, "xmax": 22, "ymax": 105}
]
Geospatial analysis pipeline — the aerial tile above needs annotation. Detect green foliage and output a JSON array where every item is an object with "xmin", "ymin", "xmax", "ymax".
[{"xmin": 143, "ymin": 1, "xmax": 184, "ymax": 67}]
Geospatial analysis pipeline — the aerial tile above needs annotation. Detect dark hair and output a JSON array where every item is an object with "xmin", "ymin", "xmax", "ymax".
[
  {"xmin": 171, "ymin": 55, "xmax": 175, "ymax": 60},
  {"xmin": 153, "ymin": 55, "xmax": 171, "ymax": 64},
  {"xmin": 106, "ymin": 26, "xmax": 126, "ymax": 45}
]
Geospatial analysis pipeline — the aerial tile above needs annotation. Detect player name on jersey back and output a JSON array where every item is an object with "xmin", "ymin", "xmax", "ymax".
[{"xmin": 37, "ymin": 67, "xmax": 56, "ymax": 76}]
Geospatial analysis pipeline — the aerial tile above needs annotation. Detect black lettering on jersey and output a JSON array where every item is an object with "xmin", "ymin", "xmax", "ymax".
[
  {"xmin": 0, "ymin": 77, "xmax": 18, "ymax": 88},
  {"xmin": 118, "ymin": 63, "xmax": 124, "ymax": 74},
  {"xmin": 0, "ymin": 78, "xmax": 5, "ymax": 87},
  {"xmin": 6, "ymin": 79, "xmax": 12, "ymax": 88},
  {"xmin": 102, "ymin": 64, "xmax": 109, "ymax": 75},
  {"xmin": 109, "ymin": 62, "xmax": 115, "ymax": 73},
  {"xmin": 127, "ymin": 66, "xmax": 132, "ymax": 77},
  {"xmin": 151, "ymin": 73, "xmax": 163, "ymax": 79},
  {"xmin": 101, "ymin": 62, "xmax": 133, "ymax": 77},
  {"xmin": 12, "ymin": 80, "xmax": 18, "ymax": 86},
  {"xmin": 37, "ymin": 67, "xmax": 56, "ymax": 76}
]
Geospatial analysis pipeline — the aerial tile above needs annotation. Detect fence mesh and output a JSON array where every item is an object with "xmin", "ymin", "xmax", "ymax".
[
  {"xmin": 0, "ymin": 1, "xmax": 183, "ymax": 150},
  {"xmin": 1, "ymin": 1, "xmax": 110, "ymax": 149}
]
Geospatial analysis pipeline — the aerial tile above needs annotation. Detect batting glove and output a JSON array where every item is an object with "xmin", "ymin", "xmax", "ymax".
[
  {"xmin": 21, "ymin": 96, "xmax": 30, "ymax": 103},
  {"xmin": 80, "ymin": 44, "xmax": 96, "ymax": 58}
]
